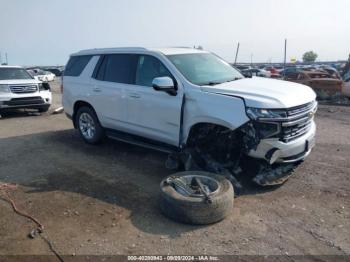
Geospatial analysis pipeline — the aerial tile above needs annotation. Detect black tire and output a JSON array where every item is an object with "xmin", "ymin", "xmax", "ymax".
[
  {"xmin": 38, "ymin": 105, "xmax": 50, "ymax": 113},
  {"xmin": 159, "ymin": 171, "xmax": 234, "ymax": 225},
  {"xmin": 75, "ymin": 106, "xmax": 104, "ymax": 144}
]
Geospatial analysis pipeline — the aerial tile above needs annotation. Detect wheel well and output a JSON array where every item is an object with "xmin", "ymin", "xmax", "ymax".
[
  {"xmin": 72, "ymin": 101, "xmax": 94, "ymax": 128},
  {"xmin": 185, "ymin": 122, "xmax": 245, "ymax": 171},
  {"xmin": 186, "ymin": 123, "xmax": 235, "ymax": 147}
]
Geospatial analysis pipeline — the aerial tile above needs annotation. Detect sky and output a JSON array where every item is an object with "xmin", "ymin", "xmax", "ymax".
[{"xmin": 0, "ymin": 0, "xmax": 349, "ymax": 66}]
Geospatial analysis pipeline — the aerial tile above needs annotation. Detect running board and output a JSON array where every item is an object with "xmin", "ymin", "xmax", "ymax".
[{"xmin": 105, "ymin": 129, "xmax": 179, "ymax": 154}]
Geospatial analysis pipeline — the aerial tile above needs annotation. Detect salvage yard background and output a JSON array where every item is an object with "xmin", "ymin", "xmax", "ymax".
[{"xmin": 0, "ymin": 79, "xmax": 349, "ymax": 255}]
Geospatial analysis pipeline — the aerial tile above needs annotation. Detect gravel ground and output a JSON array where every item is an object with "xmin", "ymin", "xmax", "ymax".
[{"xmin": 0, "ymin": 80, "xmax": 349, "ymax": 256}]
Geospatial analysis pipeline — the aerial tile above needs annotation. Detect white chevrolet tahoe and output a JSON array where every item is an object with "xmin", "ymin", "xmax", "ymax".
[
  {"xmin": 62, "ymin": 47, "xmax": 317, "ymax": 189},
  {"xmin": 0, "ymin": 65, "xmax": 52, "ymax": 113}
]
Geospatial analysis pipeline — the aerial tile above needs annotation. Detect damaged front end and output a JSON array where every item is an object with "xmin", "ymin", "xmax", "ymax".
[
  {"xmin": 166, "ymin": 122, "xmax": 298, "ymax": 194},
  {"xmin": 169, "ymin": 102, "xmax": 317, "ymax": 192}
]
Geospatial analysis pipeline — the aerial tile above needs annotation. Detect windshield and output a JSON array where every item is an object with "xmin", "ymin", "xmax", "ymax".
[
  {"xmin": 167, "ymin": 53, "xmax": 243, "ymax": 86},
  {"xmin": 0, "ymin": 68, "xmax": 33, "ymax": 80}
]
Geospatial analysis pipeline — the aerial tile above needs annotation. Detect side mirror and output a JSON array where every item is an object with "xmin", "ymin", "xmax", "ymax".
[{"xmin": 152, "ymin": 77, "xmax": 177, "ymax": 96}]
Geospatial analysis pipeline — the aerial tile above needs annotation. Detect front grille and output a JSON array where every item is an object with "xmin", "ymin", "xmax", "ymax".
[
  {"xmin": 10, "ymin": 85, "xmax": 38, "ymax": 94},
  {"xmin": 4, "ymin": 97, "xmax": 45, "ymax": 106},
  {"xmin": 281, "ymin": 101, "xmax": 317, "ymax": 142},
  {"xmin": 281, "ymin": 119, "xmax": 313, "ymax": 142},
  {"xmin": 286, "ymin": 101, "xmax": 315, "ymax": 117},
  {"xmin": 255, "ymin": 101, "xmax": 317, "ymax": 142}
]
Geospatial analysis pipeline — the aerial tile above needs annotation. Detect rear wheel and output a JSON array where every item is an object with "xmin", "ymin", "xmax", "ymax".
[{"xmin": 75, "ymin": 106, "xmax": 104, "ymax": 144}]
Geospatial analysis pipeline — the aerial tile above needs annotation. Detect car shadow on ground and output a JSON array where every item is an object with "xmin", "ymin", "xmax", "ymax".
[
  {"xmin": 0, "ymin": 109, "xmax": 43, "ymax": 119},
  {"xmin": 0, "ymin": 128, "xmax": 282, "ymax": 238},
  {"xmin": 0, "ymin": 129, "xmax": 210, "ymax": 238}
]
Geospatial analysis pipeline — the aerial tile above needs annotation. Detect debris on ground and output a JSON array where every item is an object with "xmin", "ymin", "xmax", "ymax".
[
  {"xmin": 52, "ymin": 106, "xmax": 64, "ymax": 114},
  {"xmin": 0, "ymin": 183, "xmax": 64, "ymax": 261}
]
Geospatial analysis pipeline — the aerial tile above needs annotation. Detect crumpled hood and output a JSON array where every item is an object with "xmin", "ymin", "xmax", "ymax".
[
  {"xmin": 200, "ymin": 77, "xmax": 316, "ymax": 108},
  {"xmin": 0, "ymin": 79, "xmax": 41, "ymax": 85}
]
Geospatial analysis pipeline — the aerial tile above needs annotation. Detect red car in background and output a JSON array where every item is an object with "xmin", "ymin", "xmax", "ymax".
[{"xmin": 264, "ymin": 66, "xmax": 281, "ymax": 78}]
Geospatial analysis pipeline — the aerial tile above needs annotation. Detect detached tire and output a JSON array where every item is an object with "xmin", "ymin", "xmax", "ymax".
[{"xmin": 159, "ymin": 171, "xmax": 234, "ymax": 225}]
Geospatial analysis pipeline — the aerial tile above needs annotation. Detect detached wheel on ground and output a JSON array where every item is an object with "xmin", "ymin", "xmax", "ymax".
[
  {"xmin": 75, "ymin": 106, "xmax": 105, "ymax": 144},
  {"xmin": 159, "ymin": 171, "xmax": 234, "ymax": 225}
]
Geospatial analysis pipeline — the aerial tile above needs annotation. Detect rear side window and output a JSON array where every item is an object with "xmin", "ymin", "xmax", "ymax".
[
  {"xmin": 95, "ymin": 54, "xmax": 138, "ymax": 84},
  {"xmin": 65, "ymin": 55, "xmax": 92, "ymax": 77}
]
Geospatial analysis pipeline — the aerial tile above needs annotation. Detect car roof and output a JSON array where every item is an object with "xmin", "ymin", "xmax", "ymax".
[
  {"xmin": 71, "ymin": 47, "xmax": 208, "ymax": 57},
  {"xmin": 0, "ymin": 65, "xmax": 22, "ymax": 68}
]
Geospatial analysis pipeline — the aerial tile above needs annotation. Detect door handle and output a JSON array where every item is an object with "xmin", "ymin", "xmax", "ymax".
[
  {"xmin": 129, "ymin": 93, "xmax": 141, "ymax": 99},
  {"xmin": 93, "ymin": 87, "xmax": 101, "ymax": 92}
]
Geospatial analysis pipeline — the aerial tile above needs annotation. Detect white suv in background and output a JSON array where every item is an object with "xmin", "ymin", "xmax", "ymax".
[
  {"xmin": 0, "ymin": 66, "xmax": 52, "ymax": 113},
  {"xmin": 62, "ymin": 47, "xmax": 317, "ymax": 189}
]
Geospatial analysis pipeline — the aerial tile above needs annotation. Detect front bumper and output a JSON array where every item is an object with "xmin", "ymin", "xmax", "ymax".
[
  {"xmin": 247, "ymin": 121, "xmax": 316, "ymax": 164},
  {"xmin": 0, "ymin": 91, "xmax": 52, "ymax": 110}
]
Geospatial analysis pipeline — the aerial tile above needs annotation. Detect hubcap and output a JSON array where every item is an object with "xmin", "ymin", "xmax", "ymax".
[
  {"xmin": 167, "ymin": 175, "xmax": 220, "ymax": 197},
  {"xmin": 79, "ymin": 113, "xmax": 96, "ymax": 139}
]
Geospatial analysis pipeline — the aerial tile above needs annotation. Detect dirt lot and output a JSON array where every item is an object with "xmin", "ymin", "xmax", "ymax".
[{"xmin": 0, "ymin": 80, "xmax": 349, "ymax": 257}]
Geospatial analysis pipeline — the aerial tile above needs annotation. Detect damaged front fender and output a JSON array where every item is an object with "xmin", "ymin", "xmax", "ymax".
[{"xmin": 168, "ymin": 122, "xmax": 302, "ymax": 193}]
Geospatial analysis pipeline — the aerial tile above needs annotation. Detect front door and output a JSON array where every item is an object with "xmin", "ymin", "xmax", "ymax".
[{"xmin": 125, "ymin": 55, "xmax": 183, "ymax": 146}]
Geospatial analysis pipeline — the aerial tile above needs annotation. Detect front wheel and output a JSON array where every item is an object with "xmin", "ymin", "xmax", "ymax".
[{"xmin": 76, "ymin": 106, "xmax": 104, "ymax": 144}]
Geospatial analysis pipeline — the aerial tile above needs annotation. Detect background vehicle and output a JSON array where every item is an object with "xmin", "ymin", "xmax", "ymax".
[
  {"xmin": 241, "ymin": 68, "xmax": 271, "ymax": 77},
  {"xmin": 45, "ymin": 68, "xmax": 64, "ymax": 77},
  {"xmin": 27, "ymin": 69, "xmax": 56, "ymax": 82},
  {"xmin": 62, "ymin": 47, "xmax": 317, "ymax": 187},
  {"xmin": 264, "ymin": 66, "xmax": 280, "ymax": 78},
  {"xmin": 318, "ymin": 65, "xmax": 342, "ymax": 79},
  {"xmin": 0, "ymin": 65, "xmax": 52, "ymax": 113},
  {"xmin": 342, "ymin": 79, "xmax": 350, "ymax": 97},
  {"xmin": 285, "ymin": 70, "xmax": 343, "ymax": 97},
  {"xmin": 280, "ymin": 67, "xmax": 300, "ymax": 77}
]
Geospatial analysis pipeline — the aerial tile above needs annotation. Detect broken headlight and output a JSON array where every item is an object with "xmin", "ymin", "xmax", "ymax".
[
  {"xmin": 246, "ymin": 107, "xmax": 286, "ymax": 138},
  {"xmin": 0, "ymin": 84, "xmax": 10, "ymax": 93},
  {"xmin": 246, "ymin": 107, "xmax": 287, "ymax": 120},
  {"xmin": 253, "ymin": 121, "xmax": 280, "ymax": 138}
]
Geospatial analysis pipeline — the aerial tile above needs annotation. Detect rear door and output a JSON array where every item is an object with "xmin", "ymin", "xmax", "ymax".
[
  {"xmin": 90, "ymin": 54, "xmax": 138, "ymax": 130},
  {"xmin": 125, "ymin": 55, "xmax": 183, "ymax": 146}
]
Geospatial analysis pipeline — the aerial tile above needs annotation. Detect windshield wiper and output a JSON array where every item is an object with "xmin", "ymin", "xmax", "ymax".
[
  {"xmin": 202, "ymin": 77, "xmax": 242, "ymax": 86},
  {"xmin": 224, "ymin": 77, "xmax": 243, "ymax": 82},
  {"xmin": 207, "ymin": 81, "xmax": 222, "ymax": 86}
]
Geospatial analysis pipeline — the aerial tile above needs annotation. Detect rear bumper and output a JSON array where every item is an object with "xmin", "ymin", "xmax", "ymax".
[{"xmin": 247, "ymin": 121, "xmax": 316, "ymax": 164}]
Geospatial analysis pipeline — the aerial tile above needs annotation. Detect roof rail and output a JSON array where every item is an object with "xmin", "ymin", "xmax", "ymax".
[{"xmin": 72, "ymin": 47, "xmax": 148, "ymax": 56}]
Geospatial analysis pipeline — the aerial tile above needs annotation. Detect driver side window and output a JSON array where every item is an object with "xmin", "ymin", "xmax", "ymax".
[{"xmin": 135, "ymin": 55, "xmax": 172, "ymax": 87}]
